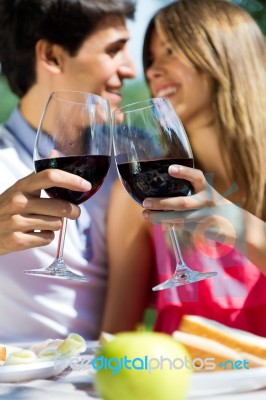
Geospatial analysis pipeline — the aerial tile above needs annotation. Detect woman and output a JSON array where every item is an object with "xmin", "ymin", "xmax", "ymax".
[
  {"xmin": 0, "ymin": 0, "xmax": 136, "ymax": 341},
  {"xmin": 102, "ymin": 0, "xmax": 266, "ymax": 336}
]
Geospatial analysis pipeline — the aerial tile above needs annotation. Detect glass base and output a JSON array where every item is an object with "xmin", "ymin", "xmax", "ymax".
[
  {"xmin": 24, "ymin": 258, "xmax": 88, "ymax": 282},
  {"xmin": 152, "ymin": 270, "xmax": 217, "ymax": 291}
]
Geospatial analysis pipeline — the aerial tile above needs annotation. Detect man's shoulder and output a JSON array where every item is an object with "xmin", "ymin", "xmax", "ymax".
[{"xmin": 0, "ymin": 123, "xmax": 15, "ymax": 147}]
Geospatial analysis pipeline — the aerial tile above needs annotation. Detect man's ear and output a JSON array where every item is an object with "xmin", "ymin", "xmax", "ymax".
[{"xmin": 35, "ymin": 39, "xmax": 65, "ymax": 73}]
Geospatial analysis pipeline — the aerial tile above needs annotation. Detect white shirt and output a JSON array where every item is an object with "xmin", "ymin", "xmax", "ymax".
[{"xmin": 0, "ymin": 108, "xmax": 118, "ymax": 341}]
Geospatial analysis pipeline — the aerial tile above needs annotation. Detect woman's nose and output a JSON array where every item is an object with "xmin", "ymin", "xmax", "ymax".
[{"xmin": 146, "ymin": 60, "xmax": 164, "ymax": 81}]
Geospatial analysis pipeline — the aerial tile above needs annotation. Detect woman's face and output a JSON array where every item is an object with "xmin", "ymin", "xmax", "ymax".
[
  {"xmin": 146, "ymin": 29, "xmax": 214, "ymax": 129},
  {"xmin": 57, "ymin": 16, "xmax": 136, "ymax": 112}
]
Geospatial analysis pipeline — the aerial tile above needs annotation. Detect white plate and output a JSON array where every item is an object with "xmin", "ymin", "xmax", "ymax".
[
  {"xmin": 187, "ymin": 367, "xmax": 266, "ymax": 398},
  {"xmin": 0, "ymin": 358, "xmax": 70, "ymax": 383}
]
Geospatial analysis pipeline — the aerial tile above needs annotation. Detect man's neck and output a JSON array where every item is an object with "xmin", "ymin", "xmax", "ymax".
[{"xmin": 20, "ymin": 86, "xmax": 50, "ymax": 130}]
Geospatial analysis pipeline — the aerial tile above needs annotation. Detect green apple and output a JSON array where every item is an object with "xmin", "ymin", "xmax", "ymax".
[{"xmin": 94, "ymin": 331, "xmax": 192, "ymax": 400}]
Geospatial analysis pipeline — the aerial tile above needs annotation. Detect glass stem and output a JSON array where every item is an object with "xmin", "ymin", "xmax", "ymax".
[
  {"xmin": 56, "ymin": 218, "xmax": 68, "ymax": 259},
  {"xmin": 169, "ymin": 224, "xmax": 187, "ymax": 271}
]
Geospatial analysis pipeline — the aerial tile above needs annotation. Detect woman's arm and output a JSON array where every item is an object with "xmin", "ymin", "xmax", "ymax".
[
  {"xmin": 0, "ymin": 170, "xmax": 91, "ymax": 254},
  {"xmin": 244, "ymin": 212, "xmax": 266, "ymax": 273},
  {"xmin": 142, "ymin": 165, "xmax": 266, "ymax": 274},
  {"xmin": 101, "ymin": 178, "xmax": 155, "ymax": 333}
]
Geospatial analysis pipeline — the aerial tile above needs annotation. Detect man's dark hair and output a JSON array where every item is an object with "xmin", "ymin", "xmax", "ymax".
[{"xmin": 0, "ymin": 0, "xmax": 136, "ymax": 97}]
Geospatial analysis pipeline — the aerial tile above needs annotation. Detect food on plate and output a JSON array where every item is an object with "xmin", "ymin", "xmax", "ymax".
[
  {"xmin": 37, "ymin": 348, "xmax": 62, "ymax": 361},
  {"xmin": 173, "ymin": 315, "xmax": 266, "ymax": 372},
  {"xmin": 99, "ymin": 331, "xmax": 115, "ymax": 346},
  {"xmin": 0, "ymin": 344, "xmax": 23, "ymax": 365},
  {"xmin": 30, "ymin": 338, "xmax": 64, "ymax": 355},
  {"xmin": 0, "ymin": 333, "xmax": 87, "ymax": 366},
  {"xmin": 0, "ymin": 346, "xmax": 6, "ymax": 363},
  {"xmin": 95, "ymin": 331, "xmax": 192, "ymax": 400},
  {"xmin": 57, "ymin": 333, "xmax": 87, "ymax": 356},
  {"xmin": 4, "ymin": 350, "xmax": 37, "ymax": 365}
]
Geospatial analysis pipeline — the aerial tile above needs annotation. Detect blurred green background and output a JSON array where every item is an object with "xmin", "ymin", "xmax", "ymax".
[
  {"xmin": 0, "ymin": 0, "xmax": 265, "ymax": 124},
  {"xmin": 0, "ymin": 74, "xmax": 18, "ymax": 122}
]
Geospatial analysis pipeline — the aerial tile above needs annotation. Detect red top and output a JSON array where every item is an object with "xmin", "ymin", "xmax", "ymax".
[{"xmin": 153, "ymin": 225, "xmax": 266, "ymax": 337}]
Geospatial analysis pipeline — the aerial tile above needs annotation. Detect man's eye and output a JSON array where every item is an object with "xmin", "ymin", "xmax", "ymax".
[{"xmin": 107, "ymin": 46, "xmax": 122, "ymax": 57}]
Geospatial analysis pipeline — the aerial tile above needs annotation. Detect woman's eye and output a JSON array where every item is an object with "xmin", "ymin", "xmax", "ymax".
[
  {"xmin": 166, "ymin": 47, "xmax": 173, "ymax": 56},
  {"xmin": 147, "ymin": 56, "xmax": 154, "ymax": 67}
]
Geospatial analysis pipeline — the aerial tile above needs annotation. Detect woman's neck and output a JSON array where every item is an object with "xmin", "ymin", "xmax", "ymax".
[{"xmin": 186, "ymin": 120, "xmax": 240, "ymax": 202}]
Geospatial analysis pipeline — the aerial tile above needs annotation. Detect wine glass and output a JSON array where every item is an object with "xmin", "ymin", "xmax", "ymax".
[
  {"xmin": 24, "ymin": 90, "xmax": 112, "ymax": 281},
  {"xmin": 112, "ymin": 97, "xmax": 217, "ymax": 291}
]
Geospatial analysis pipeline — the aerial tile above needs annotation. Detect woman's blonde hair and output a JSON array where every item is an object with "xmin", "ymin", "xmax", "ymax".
[{"xmin": 143, "ymin": 0, "xmax": 266, "ymax": 220}]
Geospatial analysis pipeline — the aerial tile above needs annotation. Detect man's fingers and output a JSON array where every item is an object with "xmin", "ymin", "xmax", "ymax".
[
  {"xmin": 0, "ymin": 231, "xmax": 55, "ymax": 255},
  {"xmin": 21, "ymin": 231, "xmax": 56, "ymax": 247},
  {"xmin": 9, "ymin": 214, "xmax": 65, "ymax": 233},
  {"xmin": 7, "ymin": 196, "xmax": 81, "ymax": 220},
  {"xmin": 24, "ymin": 198, "xmax": 81, "ymax": 219},
  {"xmin": 17, "ymin": 170, "xmax": 91, "ymax": 194}
]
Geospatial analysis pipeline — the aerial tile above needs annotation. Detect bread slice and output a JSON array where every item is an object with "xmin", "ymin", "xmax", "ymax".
[
  {"xmin": 173, "ymin": 330, "xmax": 266, "ymax": 372},
  {"xmin": 172, "ymin": 315, "xmax": 266, "ymax": 372},
  {"xmin": 179, "ymin": 315, "xmax": 266, "ymax": 359}
]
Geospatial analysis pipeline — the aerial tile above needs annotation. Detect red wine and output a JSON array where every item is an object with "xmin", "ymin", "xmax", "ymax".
[
  {"xmin": 35, "ymin": 155, "xmax": 111, "ymax": 204},
  {"xmin": 117, "ymin": 158, "xmax": 194, "ymax": 204}
]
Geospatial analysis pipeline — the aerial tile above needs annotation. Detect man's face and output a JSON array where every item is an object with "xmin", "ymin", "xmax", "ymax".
[{"xmin": 57, "ymin": 16, "xmax": 136, "ymax": 112}]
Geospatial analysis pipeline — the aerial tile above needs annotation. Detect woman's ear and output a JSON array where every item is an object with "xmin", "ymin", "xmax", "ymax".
[{"xmin": 35, "ymin": 39, "xmax": 65, "ymax": 74}]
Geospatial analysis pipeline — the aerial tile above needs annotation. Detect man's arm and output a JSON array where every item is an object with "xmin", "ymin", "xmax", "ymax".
[{"xmin": 0, "ymin": 170, "xmax": 91, "ymax": 254}]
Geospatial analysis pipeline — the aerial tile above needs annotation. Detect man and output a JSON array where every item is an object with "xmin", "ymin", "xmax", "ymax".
[{"xmin": 0, "ymin": 0, "xmax": 136, "ymax": 341}]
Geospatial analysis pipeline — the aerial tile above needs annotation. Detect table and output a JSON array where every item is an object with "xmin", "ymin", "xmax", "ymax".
[
  {"xmin": 1, "ymin": 341, "xmax": 266, "ymax": 400},
  {"xmin": 1, "ymin": 372, "xmax": 266, "ymax": 400}
]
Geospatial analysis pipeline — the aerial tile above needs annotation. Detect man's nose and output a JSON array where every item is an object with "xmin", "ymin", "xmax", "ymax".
[{"xmin": 118, "ymin": 53, "xmax": 136, "ymax": 79}]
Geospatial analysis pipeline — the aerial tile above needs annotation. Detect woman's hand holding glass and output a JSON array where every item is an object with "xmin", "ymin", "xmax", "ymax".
[
  {"xmin": 142, "ymin": 165, "xmax": 245, "ymax": 252},
  {"xmin": 112, "ymin": 97, "xmax": 217, "ymax": 291}
]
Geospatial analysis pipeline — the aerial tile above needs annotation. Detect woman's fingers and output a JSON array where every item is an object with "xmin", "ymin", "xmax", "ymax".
[
  {"xmin": 142, "ymin": 209, "xmax": 207, "ymax": 224},
  {"xmin": 142, "ymin": 165, "xmax": 227, "ymax": 211},
  {"xmin": 142, "ymin": 191, "xmax": 216, "ymax": 211},
  {"xmin": 168, "ymin": 165, "xmax": 207, "ymax": 192},
  {"xmin": 140, "ymin": 164, "xmax": 245, "ymax": 248}
]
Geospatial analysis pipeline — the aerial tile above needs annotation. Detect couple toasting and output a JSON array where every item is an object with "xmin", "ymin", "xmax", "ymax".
[{"xmin": 0, "ymin": 0, "xmax": 265, "ymax": 341}]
